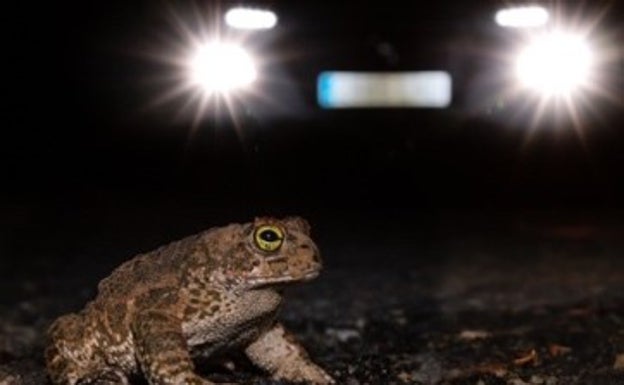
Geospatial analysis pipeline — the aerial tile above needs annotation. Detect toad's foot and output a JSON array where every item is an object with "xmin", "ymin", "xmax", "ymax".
[{"xmin": 245, "ymin": 323, "xmax": 335, "ymax": 385}]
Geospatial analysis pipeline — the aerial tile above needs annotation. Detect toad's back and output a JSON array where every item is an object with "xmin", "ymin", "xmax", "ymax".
[{"xmin": 96, "ymin": 232, "xmax": 205, "ymax": 300}]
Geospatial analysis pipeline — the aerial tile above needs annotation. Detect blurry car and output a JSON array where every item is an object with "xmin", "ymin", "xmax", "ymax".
[{"xmin": 177, "ymin": 1, "xmax": 622, "ymax": 129}]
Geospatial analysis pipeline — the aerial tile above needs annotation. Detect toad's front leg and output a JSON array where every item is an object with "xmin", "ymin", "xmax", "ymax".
[
  {"xmin": 245, "ymin": 323, "xmax": 335, "ymax": 385},
  {"xmin": 132, "ymin": 310, "xmax": 215, "ymax": 385}
]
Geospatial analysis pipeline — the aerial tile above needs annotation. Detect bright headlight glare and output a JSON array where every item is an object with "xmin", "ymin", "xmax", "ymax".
[
  {"xmin": 495, "ymin": 5, "xmax": 549, "ymax": 28},
  {"xmin": 225, "ymin": 8, "xmax": 277, "ymax": 30},
  {"xmin": 515, "ymin": 32, "xmax": 592, "ymax": 96},
  {"xmin": 189, "ymin": 42, "xmax": 257, "ymax": 94}
]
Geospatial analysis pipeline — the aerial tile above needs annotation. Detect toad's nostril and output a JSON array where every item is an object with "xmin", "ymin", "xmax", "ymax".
[{"xmin": 300, "ymin": 244, "xmax": 311, "ymax": 249}]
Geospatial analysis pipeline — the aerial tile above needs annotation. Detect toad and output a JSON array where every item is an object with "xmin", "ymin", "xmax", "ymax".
[{"xmin": 45, "ymin": 217, "xmax": 334, "ymax": 385}]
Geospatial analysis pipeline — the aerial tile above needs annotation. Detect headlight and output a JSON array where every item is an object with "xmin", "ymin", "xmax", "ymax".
[
  {"xmin": 188, "ymin": 42, "xmax": 257, "ymax": 95},
  {"xmin": 515, "ymin": 31, "xmax": 593, "ymax": 97}
]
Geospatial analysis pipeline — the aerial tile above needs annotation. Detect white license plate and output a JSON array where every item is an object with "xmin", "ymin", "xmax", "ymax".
[{"xmin": 317, "ymin": 71, "xmax": 452, "ymax": 109}]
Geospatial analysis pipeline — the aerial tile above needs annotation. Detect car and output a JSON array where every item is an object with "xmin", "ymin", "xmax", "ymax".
[{"xmin": 163, "ymin": 1, "xmax": 622, "ymax": 130}]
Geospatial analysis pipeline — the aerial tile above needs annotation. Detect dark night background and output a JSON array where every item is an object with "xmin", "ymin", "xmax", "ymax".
[
  {"xmin": 2, "ymin": 0, "xmax": 623, "ymax": 265},
  {"xmin": 2, "ymin": 1, "xmax": 624, "ymax": 384}
]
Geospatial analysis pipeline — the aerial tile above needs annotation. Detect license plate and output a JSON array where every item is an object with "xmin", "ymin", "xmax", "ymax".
[{"xmin": 317, "ymin": 71, "xmax": 452, "ymax": 109}]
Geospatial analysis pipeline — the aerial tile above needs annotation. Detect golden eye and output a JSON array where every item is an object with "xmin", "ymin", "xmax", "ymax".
[{"xmin": 254, "ymin": 225, "xmax": 284, "ymax": 252}]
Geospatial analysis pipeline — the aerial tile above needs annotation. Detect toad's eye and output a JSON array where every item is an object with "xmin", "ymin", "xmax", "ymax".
[{"xmin": 254, "ymin": 225, "xmax": 285, "ymax": 252}]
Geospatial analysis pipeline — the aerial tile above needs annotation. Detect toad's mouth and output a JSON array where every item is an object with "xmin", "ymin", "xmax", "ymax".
[{"xmin": 247, "ymin": 269, "xmax": 320, "ymax": 289}]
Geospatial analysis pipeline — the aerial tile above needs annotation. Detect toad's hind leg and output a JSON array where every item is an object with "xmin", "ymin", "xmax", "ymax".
[{"xmin": 45, "ymin": 313, "xmax": 128, "ymax": 385}]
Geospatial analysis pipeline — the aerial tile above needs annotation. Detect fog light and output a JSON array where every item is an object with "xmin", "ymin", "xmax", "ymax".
[
  {"xmin": 225, "ymin": 7, "xmax": 277, "ymax": 30},
  {"xmin": 495, "ymin": 5, "xmax": 549, "ymax": 28}
]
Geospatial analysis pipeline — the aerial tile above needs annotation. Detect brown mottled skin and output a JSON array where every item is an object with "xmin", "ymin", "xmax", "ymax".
[{"xmin": 45, "ymin": 217, "xmax": 334, "ymax": 385}]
